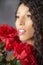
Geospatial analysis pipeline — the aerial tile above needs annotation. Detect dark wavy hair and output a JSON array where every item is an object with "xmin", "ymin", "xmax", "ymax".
[{"xmin": 15, "ymin": 0, "xmax": 43, "ymax": 65}]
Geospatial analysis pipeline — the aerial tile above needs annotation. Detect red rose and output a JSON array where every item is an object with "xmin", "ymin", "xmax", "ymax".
[
  {"xmin": 13, "ymin": 43, "xmax": 38, "ymax": 65},
  {"xmin": 4, "ymin": 38, "xmax": 12, "ymax": 51},
  {"xmin": 0, "ymin": 24, "xmax": 17, "ymax": 38},
  {"xmin": 13, "ymin": 43, "xmax": 33, "ymax": 59},
  {"xmin": 0, "ymin": 24, "xmax": 17, "ymax": 51}
]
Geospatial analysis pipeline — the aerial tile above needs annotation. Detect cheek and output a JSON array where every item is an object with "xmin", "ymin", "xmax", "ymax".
[
  {"xmin": 15, "ymin": 20, "xmax": 19, "ymax": 29},
  {"xmin": 25, "ymin": 20, "xmax": 35, "ymax": 37},
  {"xmin": 25, "ymin": 18, "xmax": 33, "ymax": 30},
  {"xmin": 26, "ymin": 26, "xmax": 35, "ymax": 38},
  {"xmin": 25, "ymin": 18, "xmax": 32, "ymax": 26}
]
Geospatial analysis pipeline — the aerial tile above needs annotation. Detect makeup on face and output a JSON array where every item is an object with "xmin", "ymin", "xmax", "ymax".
[{"xmin": 15, "ymin": 3, "xmax": 35, "ymax": 43}]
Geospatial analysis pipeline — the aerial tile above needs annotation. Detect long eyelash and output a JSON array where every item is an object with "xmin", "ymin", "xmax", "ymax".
[
  {"xmin": 27, "ymin": 15, "xmax": 32, "ymax": 18},
  {"xmin": 15, "ymin": 15, "xmax": 19, "ymax": 18}
]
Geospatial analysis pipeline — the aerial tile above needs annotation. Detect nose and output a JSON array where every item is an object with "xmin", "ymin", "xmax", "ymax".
[{"xmin": 20, "ymin": 17, "xmax": 25, "ymax": 25}]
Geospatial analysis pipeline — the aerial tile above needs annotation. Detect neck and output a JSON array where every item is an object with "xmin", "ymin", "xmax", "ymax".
[
  {"xmin": 27, "ymin": 39, "xmax": 34, "ymax": 46},
  {"xmin": 22, "ymin": 39, "xmax": 34, "ymax": 46}
]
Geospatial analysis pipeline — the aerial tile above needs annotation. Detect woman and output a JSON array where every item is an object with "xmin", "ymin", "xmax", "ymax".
[
  {"xmin": 0, "ymin": 0, "xmax": 43, "ymax": 65},
  {"xmin": 14, "ymin": 0, "xmax": 43, "ymax": 65}
]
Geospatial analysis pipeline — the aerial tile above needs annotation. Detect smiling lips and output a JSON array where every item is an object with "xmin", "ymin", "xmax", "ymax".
[{"xmin": 18, "ymin": 29, "xmax": 26, "ymax": 35}]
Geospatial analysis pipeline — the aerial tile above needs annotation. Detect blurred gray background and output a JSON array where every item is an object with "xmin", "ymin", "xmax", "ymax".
[{"xmin": 0, "ymin": 0, "xmax": 19, "ymax": 27}]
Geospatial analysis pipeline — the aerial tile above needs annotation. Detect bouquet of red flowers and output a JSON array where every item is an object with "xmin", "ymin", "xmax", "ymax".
[
  {"xmin": 0, "ymin": 24, "xmax": 21, "ymax": 65},
  {"xmin": 0, "ymin": 24, "xmax": 38, "ymax": 65}
]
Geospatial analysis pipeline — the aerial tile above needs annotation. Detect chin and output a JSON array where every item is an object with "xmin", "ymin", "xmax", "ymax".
[{"xmin": 19, "ymin": 36, "xmax": 28, "ymax": 42}]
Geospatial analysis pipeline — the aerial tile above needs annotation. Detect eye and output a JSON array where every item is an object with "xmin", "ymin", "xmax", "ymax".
[
  {"xmin": 27, "ymin": 15, "xmax": 32, "ymax": 18},
  {"xmin": 15, "ymin": 15, "xmax": 19, "ymax": 19}
]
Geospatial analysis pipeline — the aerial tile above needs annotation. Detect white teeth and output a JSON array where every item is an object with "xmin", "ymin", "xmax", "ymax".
[{"xmin": 19, "ymin": 30, "xmax": 25, "ymax": 32}]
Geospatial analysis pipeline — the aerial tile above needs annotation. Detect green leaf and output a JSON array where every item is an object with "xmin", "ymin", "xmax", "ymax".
[
  {"xmin": 10, "ymin": 58, "xmax": 17, "ymax": 65},
  {"xmin": 16, "ymin": 60, "xmax": 22, "ymax": 65},
  {"xmin": 0, "ymin": 62, "xmax": 7, "ymax": 65},
  {"xmin": 0, "ymin": 42, "xmax": 5, "ymax": 49},
  {"xmin": 0, "ymin": 55, "xmax": 5, "ymax": 62}
]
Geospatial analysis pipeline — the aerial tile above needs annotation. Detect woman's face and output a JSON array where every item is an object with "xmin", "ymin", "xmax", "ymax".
[{"xmin": 15, "ymin": 3, "xmax": 35, "ymax": 42}]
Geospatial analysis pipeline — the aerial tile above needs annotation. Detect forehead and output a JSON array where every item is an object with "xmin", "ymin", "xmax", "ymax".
[{"xmin": 16, "ymin": 3, "xmax": 31, "ymax": 16}]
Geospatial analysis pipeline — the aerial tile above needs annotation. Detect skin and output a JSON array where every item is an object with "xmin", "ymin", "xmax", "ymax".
[{"xmin": 15, "ymin": 3, "xmax": 35, "ymax": 46}]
